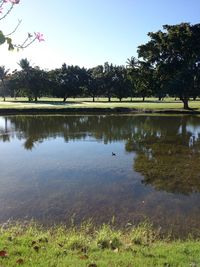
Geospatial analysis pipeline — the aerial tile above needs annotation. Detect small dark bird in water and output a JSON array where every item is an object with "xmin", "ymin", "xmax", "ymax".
[{"xmin": 112, "ymin": 152, "xmax": 116, "ymax": 156}]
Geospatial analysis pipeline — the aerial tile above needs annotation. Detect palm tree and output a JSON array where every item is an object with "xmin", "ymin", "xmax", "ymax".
[
  {"xmin": 18, "ymin": 58, "xmax": 31, "ymax": 72},
  {"xmin": 18, "ymin": 58, "xmax": 32, "ymax": 101},
  {"xmin": 0, "ymin": 66, "xmax": 9, "ymax": 101},
  {"xmin": 126, "ymin": 57, "xmax": 139, "ymax": 101},
  {"xmin": 126, "ymin": 57, "xmax": 139, "ymax": 69}
]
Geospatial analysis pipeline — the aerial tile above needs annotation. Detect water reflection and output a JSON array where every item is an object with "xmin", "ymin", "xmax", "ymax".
[
  {"xmin": 125, "ymin": 116, "xmax": 200, "ymax": 195},
  {"xmin": 0, "ymin": 115, "xmax": 200, "ymax": 236}
]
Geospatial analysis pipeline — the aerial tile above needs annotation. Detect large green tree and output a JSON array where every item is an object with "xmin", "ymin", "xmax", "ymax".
[
  {"xmin": 18, "ymin": 58, "xmax": 32, "ymax": 101},
  {"xmin": 127, "ymin": 58, "xmax": 153, "ymax": 101},
  {"xmin": 138, "ymin": 23, "xmax": 200, "ymax": 109},
  {"xmin": 49, "ymin": 64, "xmax": 87, "ymax": 102},
  {"xmin": 28, "ymin": 67, "xmax": 49, "ymax": 101},
  {"xmin": 102, "ymin": 62, "xmax": 115, "ymax": 102},
  {"xmin": 11, "ymin": 59, "xmax": 49, "ymax": 101},
  {"xmin": 86, "ymin": 65, "xmax": 103, "ymax": 102},
  {"xmin": 112, "ymin": 66, "xmax": 132, "ymax": 101}
]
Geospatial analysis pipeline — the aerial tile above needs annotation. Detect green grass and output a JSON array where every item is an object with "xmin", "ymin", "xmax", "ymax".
[
  {"xmin": 1, "ymin": 222, "xmax": 200, "ymax": 266},
  {"xmin": 0, "ymin": 97, "xmax": 200, "ymax": 112}
]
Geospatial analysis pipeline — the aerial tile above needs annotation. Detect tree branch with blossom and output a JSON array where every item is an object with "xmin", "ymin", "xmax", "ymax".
[
  {"xmin": 0, "ymin": 0, "xmax": 44, "ymax": 50},
  {"xmin": 14, "ymin": 32, "xmax": 44, "ymax": 50}
]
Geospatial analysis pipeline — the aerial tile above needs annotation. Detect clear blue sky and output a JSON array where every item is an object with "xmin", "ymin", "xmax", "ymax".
[{"xmin": 0, "ymin": 0, "xmax": 200, "ymax": 70}]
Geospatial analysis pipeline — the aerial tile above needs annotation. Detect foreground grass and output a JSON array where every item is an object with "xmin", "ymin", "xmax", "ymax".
[
  {"xmin": 0, "ymin": 222, "xmax": 200, "ymax": 267},
  {"xmin": 0, "ymin": 97, "xmax": 200, "ymax": 112}
]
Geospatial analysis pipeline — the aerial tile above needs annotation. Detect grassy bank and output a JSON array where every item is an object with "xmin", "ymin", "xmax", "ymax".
[
  {"xmin": 0, "ymin": 97, "xmax": 200, "ymax": 114},
  {"xmin": 0, "ymin": 222, "xmax": 200, "ymax": 266}
]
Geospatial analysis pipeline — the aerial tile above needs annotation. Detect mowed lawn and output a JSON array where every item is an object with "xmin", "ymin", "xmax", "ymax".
[{"xmin": 0, "ymin": 97, "xmax": 200, "ymax": 111}]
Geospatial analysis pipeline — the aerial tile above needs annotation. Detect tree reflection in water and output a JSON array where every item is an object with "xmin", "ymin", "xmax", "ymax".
[
  {"xmin": 1, "ymin": 115, "xmax": 200, "ymax": 195},
  {"xmin": 125, "ymin": 116, "xmax": 200, "ymax": 194}
]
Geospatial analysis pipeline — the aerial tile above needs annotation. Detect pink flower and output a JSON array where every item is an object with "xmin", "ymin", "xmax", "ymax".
[
  {"xmin": 9, "ymin": 0, "xmax": 20, "ymax": 4},
  {"xmin": 0, "ymin": 7, "xmax": 3, "ymax": 13},
  {"xmin": 34, "ymin": 32, "xmax": 45, "ymax": 42},
  {"xmin": 2, "ymin": 0, "xmax": 20, "ymax": 4}
]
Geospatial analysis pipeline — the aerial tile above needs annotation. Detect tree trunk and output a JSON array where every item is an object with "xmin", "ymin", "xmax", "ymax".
[
  {"xmin": 63, "ymin": 96, "xmax": 67, "ymax": 102},
  {"xmin": 181, "ymin": 97, "xmax": 189, "ymax": 109},
  {"xmin": 158, "ymin": 96, "xmax": 162, "ymax": 101},
  {"xmin": 1, "ymin": 79, "xmax": 6, "ymax": 102},
  {"xmin": 181, "ymin": 117, "xmax": 187, "ymax": 137},
  {"xmin": 142, "ymin": 96, "xmax": 145, "ymax": 102},
  {"xmin": 119, "ymin": 98, "xmax": 122, "ymax": 102},
  {"xmin": 92, "ymin": 96, "xmax": 95, "ymax": 102},
  {"xmin": 5, "ymin": 117, "xmax": 8, "ymax": 133},
  {"xmin": 108, "ymin": 96, "xmax": 111, "ymax": 102},
  {"xmin": 34, "ymin": 96, "xmax": 38, "ymax": 102},
  {"xmin": 193, "ymin": 96, "xmax": 197, "ymax": 101}
]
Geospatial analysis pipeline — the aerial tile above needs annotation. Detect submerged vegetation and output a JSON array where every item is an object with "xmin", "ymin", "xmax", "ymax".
[{"xmin": 1, "ymin": 221, "xmax": 200, "ymax": 267}]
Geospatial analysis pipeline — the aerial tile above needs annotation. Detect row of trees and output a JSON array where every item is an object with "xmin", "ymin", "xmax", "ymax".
[
  {"xmin": 0, "ymin": 60, "xmax": 135, "ymax": 102},
  {"xmin": 1, "ymin": 23, "xmax": 200, "ymax": 109},
  {"xmin": 0, "ymin": 59, "xmax": 156, "ymax": 102}
]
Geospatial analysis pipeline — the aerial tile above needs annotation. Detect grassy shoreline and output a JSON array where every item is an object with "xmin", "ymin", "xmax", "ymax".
[
  {"xmin": 1, "ymin": 108, "xmax": 200, "ymax": 116},
  {"xmin": 0, "ymin": 97, "xmax": 200, "ymax": 115},
  {"xmin": 1, "ymin": 222, "xmax": 200, "ymax": 266}
]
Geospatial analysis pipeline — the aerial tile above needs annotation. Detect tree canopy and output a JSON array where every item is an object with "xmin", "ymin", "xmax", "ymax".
[{"xmin": 138, "ymin": 23, "xmax": 200, "ymax": 108}]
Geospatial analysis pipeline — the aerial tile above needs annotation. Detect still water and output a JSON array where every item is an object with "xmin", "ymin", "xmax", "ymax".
[{"xmin": 0, "ymin": 114, "xmax": 200, "ymax": 236}]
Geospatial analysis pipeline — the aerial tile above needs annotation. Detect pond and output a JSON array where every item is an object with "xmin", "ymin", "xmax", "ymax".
[{"xmin": 0, "ymin": 114, "xmax": 200, "ymax": 237}]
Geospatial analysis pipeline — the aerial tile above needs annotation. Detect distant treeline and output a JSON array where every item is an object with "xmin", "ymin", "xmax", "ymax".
[{"xmin": 1, "ymin": 22, "xmax": 200, "ymax": 109}]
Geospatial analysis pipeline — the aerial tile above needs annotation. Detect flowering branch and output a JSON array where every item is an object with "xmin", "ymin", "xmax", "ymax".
[
  {"xmin": 0, "ymin": 3, "xmax": 14, "ymax": 21},
  {"xmin": 14, "ymin": 32, "xmax": 44, "ymax": 49},
  {"xmin": 0, "ymin": 0, "xmax": 20, "ymax": 20},
  {"xmin": 0, "ymin": 0, "xmax": 44, "ymax": 50}
]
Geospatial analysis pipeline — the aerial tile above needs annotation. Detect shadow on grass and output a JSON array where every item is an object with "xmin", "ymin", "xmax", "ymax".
[
  {"xmin": 187, "ymin": 107, "xmax": 199, "ymax": 111},
  {"xmin": 5, "ymin": 100, "xmax": 83, "ymax": 106},
  {"xmin": 80, "ymin": 100, "xmax": 182, "ymax": 104}
]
